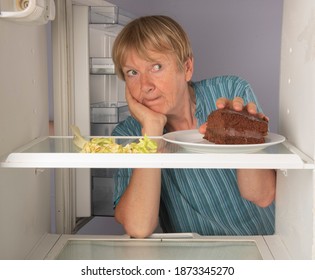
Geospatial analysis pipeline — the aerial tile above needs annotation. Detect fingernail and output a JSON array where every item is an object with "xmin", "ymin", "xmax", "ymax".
[{"xmin": 235, "ymin": 104, "xmax": 243, "ymax": 111}]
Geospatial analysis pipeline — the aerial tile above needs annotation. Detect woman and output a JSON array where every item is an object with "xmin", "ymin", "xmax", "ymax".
[{"xmin": 111, "ymin": 15, "xmax": 275, "ymax": 238}]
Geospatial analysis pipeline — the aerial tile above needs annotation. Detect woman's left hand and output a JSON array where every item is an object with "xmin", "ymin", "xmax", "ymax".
[{"xmin": 199, "ymin": 97, "xmax": 269, "ymax": 134}]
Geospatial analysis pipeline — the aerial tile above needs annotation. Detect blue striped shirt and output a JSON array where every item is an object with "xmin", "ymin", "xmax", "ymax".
[{"xmin": 112, "ymin": 76, "xmax": 275, "ymax": 235}]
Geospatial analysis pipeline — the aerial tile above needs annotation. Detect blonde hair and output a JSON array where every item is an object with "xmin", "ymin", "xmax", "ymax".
[{"xmin": 112, "ymin": 15, "xmax": 193, "ymax": 80}]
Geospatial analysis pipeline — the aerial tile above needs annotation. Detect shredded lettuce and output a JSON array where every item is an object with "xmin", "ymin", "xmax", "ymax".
[
  {"xmin": 81, "ymin": 135, "xmax": 157, "ymax": 153},
  {"xmin": 121, "ymin": 135, "xmax": 158, "ymax": 153},
  {"xmin": 71, "ymin": 125, "xmax": 157, "ymax": 153},
  {"xmin": 71, "ymin": 125, "xmax": 88, "ymax": 150}
]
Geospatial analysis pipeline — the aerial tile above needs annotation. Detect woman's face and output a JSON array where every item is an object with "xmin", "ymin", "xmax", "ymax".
[{"xmin": 122, "ymin": 50, "xmax": 193, "ymax": 115}]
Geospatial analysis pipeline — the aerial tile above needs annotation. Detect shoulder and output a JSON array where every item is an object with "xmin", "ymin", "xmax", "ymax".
[
  {"xmin": 193, "ymin": 75, "xmax": 253, "ymax": 101},
  {"xmin": 193, "ymin": 75, "xmax": 250, "ymax": 90}
]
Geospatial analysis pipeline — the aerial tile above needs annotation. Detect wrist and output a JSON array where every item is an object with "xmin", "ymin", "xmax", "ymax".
[{"xmin": 142, "ymin": 117, "xmax": 166, "ymax": 136}]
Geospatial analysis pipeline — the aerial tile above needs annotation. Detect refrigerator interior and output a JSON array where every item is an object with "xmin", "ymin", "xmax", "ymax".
[
  {"xmin": 71, "ymin": 2, "xmax": 132, "ymax": 226},
  {"xmin": 0, "ymin": 0, "xmax": 314, "ymax": 260}
]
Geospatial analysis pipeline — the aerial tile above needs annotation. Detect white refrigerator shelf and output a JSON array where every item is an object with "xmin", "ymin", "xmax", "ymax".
[
  {"xmin": 28, "ymin": 233, "xmax": 283, "ymax": 260},
  {"xmin": 0, "ymin": 136, "xmax": 314, "ymax": 169}
]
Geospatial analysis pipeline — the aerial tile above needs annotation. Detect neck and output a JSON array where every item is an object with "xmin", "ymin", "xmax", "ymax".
[{"xmin": 165, "ymin": 85, "xmax": 197, "ymax": 132}]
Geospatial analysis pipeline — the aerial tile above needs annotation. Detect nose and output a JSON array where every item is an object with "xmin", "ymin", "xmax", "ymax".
[{"xmin": 140, "ymin": 74, "xmax": 154, "ymax": 94}]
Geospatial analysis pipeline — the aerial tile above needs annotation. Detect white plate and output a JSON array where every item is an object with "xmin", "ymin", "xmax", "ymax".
[{"xmin": 162, "ymin": 130, "xmax": 285, "ymax": 153}]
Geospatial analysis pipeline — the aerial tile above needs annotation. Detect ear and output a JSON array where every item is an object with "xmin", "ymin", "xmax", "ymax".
[{"xmin": 184, "ymin": 57, "xmax": 194, "ymax": 81}]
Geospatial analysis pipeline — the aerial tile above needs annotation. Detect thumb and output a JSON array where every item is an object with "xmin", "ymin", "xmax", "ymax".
[{"xmin": 199, "ymin": 123, "xmax": 207, "ymax": 134}]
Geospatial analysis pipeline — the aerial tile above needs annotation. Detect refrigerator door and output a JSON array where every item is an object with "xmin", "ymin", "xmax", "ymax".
[{"xmin": 0, "ymin": 8, "xmax": 51, "ymax": 259}]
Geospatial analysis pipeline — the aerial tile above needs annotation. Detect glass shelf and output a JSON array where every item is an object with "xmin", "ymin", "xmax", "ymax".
[
  {"xmin": 56, "ymin": 239, "xmax": 262, "ymax": 260},
  {"xmin": 89, "ymin": 23, "xmax": 124, "ymax": 36},
  {"xmin": 88, "ymin": 6, "xmax": 133, "ymax": 36},
  {"xmin": 1, "ymin": 136, "xmax": 313, "ymax": 169},
  {"xmin": 90, "ymin": 57, "xmax": 115, "ymax": 75},
  {"xmin": 89, "ymin": 6, "xmax": 131, "ymax": 25},
  {"xmin": 37, "ymin": 234, "xmax": 274, "ymax": 260},
  {"xmin": 90, "ymin": 102, "xmax": 129, "ymax": 123}
]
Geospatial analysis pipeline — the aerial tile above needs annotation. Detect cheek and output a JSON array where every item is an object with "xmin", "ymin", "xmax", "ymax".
[{"xmin": 126, "ymin": 81, "xmax": 143, "ymax": 101}]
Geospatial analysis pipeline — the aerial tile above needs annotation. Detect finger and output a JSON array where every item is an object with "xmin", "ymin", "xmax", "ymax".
[
  {"xmin": 245, "ymin": 102, "xmax": 257, "ymax": 114},
  {"xmin": 125, "ymin": 87, "xmax": 141, "ymax": 109},
  {"xmin": 232, "ymin": 97, "xmax": 244, "ymax": 111},
  {"xmin": 125, "ymin": 86, "xmax": 132, "ymax": 103},
  {"xmin": 216, "ymin": 97, "xmax": 231, "ymax": 109},
  {"xmin": 125, "ymin": 87, "xmax": 142, "ymax": 119},
  {"xmin": 199, "ymin": 123, "xmax": 207, "ymax": 134},
  {"xmin": 257, "ymin": 112, "xmax": 269, "ymax": 122}
]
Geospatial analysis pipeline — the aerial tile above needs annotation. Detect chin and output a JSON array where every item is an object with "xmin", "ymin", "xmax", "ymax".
[
  {"xmin": 144, "ymin": 104, "xmax": 164, "ymax": 114},
  {"xmin": 151, "ymin": 107, "xmax": 167, "ymax": 115}
]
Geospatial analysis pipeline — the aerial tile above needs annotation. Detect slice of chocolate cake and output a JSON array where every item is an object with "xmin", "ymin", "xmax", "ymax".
[{"xmin": 204, "ymin": 108, "xmax": 268, "ymax": 144}]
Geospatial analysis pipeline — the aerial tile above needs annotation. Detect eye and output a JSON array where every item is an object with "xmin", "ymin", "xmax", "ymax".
[
  {"xmin": 126, "ymin": 69, "xmax": 138, "ymax": 77},
  {"xmin": 152, "ymin": 64, "xmax": 162, "ymax": 72}
]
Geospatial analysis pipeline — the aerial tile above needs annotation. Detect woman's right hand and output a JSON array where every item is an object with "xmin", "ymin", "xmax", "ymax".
[{"xmin": 126, "ymin": 87, "xmax": 167, "ymax": 136}]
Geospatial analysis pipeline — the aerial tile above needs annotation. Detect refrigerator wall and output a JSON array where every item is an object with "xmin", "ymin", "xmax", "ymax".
[
  {"xmin": 0, "ymin": 19, "xmax": 50, "ymax": 258},
  {"xmin": 276, "ymin": 0, "xmax": 315, "ymax": 259},
  {"xmin": 107, "ymin": 0, "xmax": 283, "ymax": 133}
]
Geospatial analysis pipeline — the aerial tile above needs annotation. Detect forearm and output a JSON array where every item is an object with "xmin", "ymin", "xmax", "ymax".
[
  {"xmin": 115, "ymin": 168, "xmax": 161, "ymax": 238},
  {"xmin": 237, "ymin": 169, "xmax": 276, "ymax": 207}
]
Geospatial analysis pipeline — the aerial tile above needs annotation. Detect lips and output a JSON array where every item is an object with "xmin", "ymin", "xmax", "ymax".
[{"xmin": 143, "ymin": 96, "xmax": 162, "ymax": 107}]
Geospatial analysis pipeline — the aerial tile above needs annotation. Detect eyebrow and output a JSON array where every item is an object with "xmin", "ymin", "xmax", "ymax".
[{"xmin": 122, "ymin": 54, "xmax": 170, "ymax": 69}]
